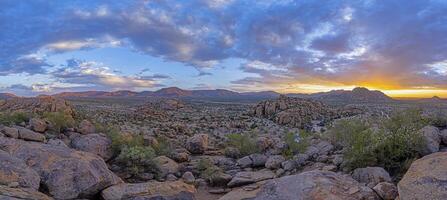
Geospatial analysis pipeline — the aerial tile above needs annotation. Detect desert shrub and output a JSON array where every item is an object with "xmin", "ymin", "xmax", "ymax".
[
  {"xmin": 226, "ymin": 132, "xmax": 260, "ymax": 157},
  {"xmin": 374, "ymin": 109, "xmax": 427, "ymax": 178},
  {"xmin": 196, "ymin": 158, "xmax": 223, "ymax": 182},
  {"xmin": 327, "ymin": 109, "xmax": 428, "ymax": 179},
  {"xmin": 327, "ymin": 118, "xmax": 372, "ymax": 149},
  {"xmin": 115, "ymin": 145, "xmax": 157, "ymax": 176},
  {"xmin": 43, "ymin": 111, "xmax": 75, "ymax": 133},
  {"xmin": 0, "ymin": 111, "xmax": 31, "ymax": 126},
  {"xmin": 106, "ymin": 128, "xmax": 144, "ymax": 154},
  {"xmin": 282, "ymin": 130, "xmax": 311, "ymax": 158},
  {"xmin": 152, "ymin": 136, "xmax": 175, "ymax": 157},
  {"xmin": 427, "ymin": 111, "xmax": 447, "ymax": 128}
]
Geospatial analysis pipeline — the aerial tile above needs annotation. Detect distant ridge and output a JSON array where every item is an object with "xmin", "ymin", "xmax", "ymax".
[
  {"xmin": 47, "ymin": 87, "xmax": 394, "ymax": 102},
  {"xmin": 51, "ymin": 87, "xmax": 281, "ymax": 99},
  {"xmin": 0, "ymin": 93, "xmax": 17, "ymax": 100},
  {"xmin": 308, "ymin": 87, "xmax": 393, "ymax": 102}
]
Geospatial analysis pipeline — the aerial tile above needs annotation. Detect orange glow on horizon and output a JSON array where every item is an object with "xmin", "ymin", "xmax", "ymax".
[{"xmin": 274, "ymin": 84, "xmax": 447, "ymax": 98}]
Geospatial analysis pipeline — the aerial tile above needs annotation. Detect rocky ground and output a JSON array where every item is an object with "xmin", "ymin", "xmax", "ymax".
[{"xmin": 0, "ymin": 96, "xmax": 447, "ymax": 199}]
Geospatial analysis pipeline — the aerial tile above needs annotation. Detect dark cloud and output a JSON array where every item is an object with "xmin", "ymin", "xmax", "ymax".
[{"xmin": 1, "ymin": 0, "xmax": 447, "ymax": 90}]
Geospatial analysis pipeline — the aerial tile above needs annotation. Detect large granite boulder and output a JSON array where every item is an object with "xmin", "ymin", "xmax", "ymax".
[
  {"xmin": 221, "ymin": 170, "xmax": 379, "ymax": 200},
  {"xmin": 78, "ymin": 120, "xmax": 95, "ymax": 135},
  {"xmin": 398, "ymin": 152, "xmax": 447, "ymax": 200},
  {"xmin": 17, "ymin": 127, "xmax": 45, "ymax": 142},
  {"xmin": 29, "ymin": 118, "xmax": 47, "ymax": 133},
  {"xmin": 186, "ymin": 134, "xmax": 208, "ymax": 154},
  {"xmin": 0, "ymin": 137, "xmax": 122, "ymax": 199},
  {"xmin": 351, "ymin": 167, "xmax": 392, "ymax": 188},
  {"xmin": 1, "ymin": 126, "xmax": 18, "ymax": 138},
  {"xmin": 153, "ymin": 156, "xmax": 180, "ymax": 178},
  {"xmin": 70, "ymin": 133, "xmax": 113, "ymax": 161},
  {"xmin": 101, "ymin": 181, "xmax": 196, "ymax": 200},
  {"xmin": 0, "ymin": 185, "xmax": 53, "ymax": 200},
  {"xmin": 418, "ymin": 125, "xmax": 441, "ymax": 155},
  {"xmin": 0, "ymin": 150, "xmax": 40, "ymax": 190},
  {"xmin": 373, "ymin": 182, "xmax": 398, "ymax": 200}
]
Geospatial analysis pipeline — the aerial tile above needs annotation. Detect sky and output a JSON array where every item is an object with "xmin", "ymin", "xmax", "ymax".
[{"xmin": 0, "ymin": 0, "xmax": 446, "ymax": 97}]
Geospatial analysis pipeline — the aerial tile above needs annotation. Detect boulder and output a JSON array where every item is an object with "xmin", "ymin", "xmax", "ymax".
[
  {"xmin": 314, "ymin": 141, "xmax": 334, "ymax": 156},
  {"xmin": 227, "ymin": 169, "xmax": 275, "ymax": 187},
  {"xmin": 418, "ymin": 125, "xmax": 441, "ymax": 155},
  {"xmin": 29, "ymin": 118, "xmax": 47, "ymax": 133},
  {"xmin": 250, "ymin": 154, "xmax": 268, "ymax": 167},
  {"xmin": 244, "ymin": 170, "xmax": 379, "ymax": 200},
  {"xmin": 17, "ymin": 127, "xmax": 45, "ymax": 142},
  {"xmin": 101, "ymin": 181, "xmax": 196, "ymax": 200},
  {"xmin": 208, "ymin": 172, "xmax": 232, "ymax": 186},
  {"xmin": 78, "ymin": 120, "xmax": 95, "ymax": 135},
  {"xmin": 182, "ymin": 172, "xmax": 195, "ymax": 184},
  {"xmin": 237, "ymin": 156, "xmax": 253, "ymax": 168},
  {"xmin": 0, "ymin": 185, "xmax": 53, "ymax": 200},
  {"xmin": 281, "ymin": 160, "xmax": 297, "ymax": 171},
  {"xmin": 398, "ymin": 152, "xmax": 447, "ymax": 200},
  {"xmin": 373, "ymin": 182, "xmax": 398, "ymax": 200},
  {"xmin": 186, "ymin": 134, "xmax": 208, "ymax": 154},
  {"xmin": 1, "ymin": 126, "xmax": 19, "ymax": 138},
  {"xmin": 70, "ymin": 133, "xmax": 113, "ymax": 160},
  {"xmin": 0, "ymin": 150, "xmax": 40, "ymax": 190},
  {"xmin": 265, "ymin": 155, "xmax": 285, "ymax": 169},
  {"xmin": 0, "ymin": 137, "xmax": 122, "ymax": 199},
  {"xmin": 153, "ymin": 156, "xmax": 180, "ymax": 178},
  {"xmin": 440, "ymin": 129, "xmax": 447, "ymax": 145},
  {"xmin": 351, "ymin": 167, "xmax": 392, "ymax": 188},
  {"xmin": 293, "ymin": 153, "xmax": 309, "ymax": 166}
]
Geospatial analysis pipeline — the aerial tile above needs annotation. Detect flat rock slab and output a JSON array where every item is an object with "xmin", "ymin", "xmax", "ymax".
[
  {"xmin": 101, "ymin": 181, "xmax": 196, "ymax": 200},
  {"xmin": 221, "ymin": 170, "xmax": 379, "ymax": 200}
]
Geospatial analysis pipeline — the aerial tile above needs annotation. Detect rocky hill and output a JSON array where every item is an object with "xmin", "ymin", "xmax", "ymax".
[
  {"xmin": 308, "ymin": 87, "xmax": 393, "ymax": 103},
  {"xmin": 0, "ymin": 93, "xmax": 17, "ymax": 100},
  {"xmin": 252, "ymin": 95, "xmax": 363, "ymax": 129},
  {"xmin": 0, "ymin": 96, "xmax": 74, "ymax": 116}
]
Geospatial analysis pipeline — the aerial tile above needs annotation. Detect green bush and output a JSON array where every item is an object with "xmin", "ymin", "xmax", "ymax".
[
  {"xmin": 0, "ymin": 111, "xmax": 31, "ymax": 126},
  {"xmin": 43, "ymin": 111, "xmax": 75, "ymax": 133},
  {"xmin": 115, "ymin": 145, "xmax": 157, "ymax": 176},
  {"xmin": 226, "ymin": 132, "xmax": 260, "ymax": 157},
  {"xmin": 327, "ymin": 118, "xmax": 372, "ymax": 149},
  {"xmin": 282, "ymin": 131, "xmax": 311, "ymax": 158},
  {"xmin": 106, "ymin": 128, "xmax": 144, "ymax": 154},
  {"xmin": 152, "ymin": 136, "xmax": 175, "ymax": 157},
  {"xmin": 327, "ymin": 109, "xmax": 428, "ymax": 179},
  {"xmin": 196, "ymin": 158, "xmax": 223, "ymax": 182},
  {"xmin": 427, "ymin": 111, "xmax": 447, "ymax": 127}
]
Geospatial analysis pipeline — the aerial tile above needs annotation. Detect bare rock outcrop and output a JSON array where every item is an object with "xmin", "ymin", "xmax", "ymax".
[
  {"xmin": 101, "ymin": 181, "xmax": 196, "ymax": 200},
  {"xmin": 398, "ymin": 152, "xmax": 447, "ymax": 200},
  {"xmin": 70, "ymin": 133, "xmax": 113, "ymax": 161},
  {"xmin": 0, "ymin": 96, "xmax": 74, "ymax": 116},
  {"xmin": 252, "ymin": 95, "xmax": 360, "ymax": 128},
  {"xmin": 0, "ymin": 150, "xmax": 40, "ymax": 190},
  {"xmin": 221, "ymin": 170, "xmax": 379, "ymax": 200},
  {"xmin": 0, "ymin": 137, "xmax": 122, "ymax": 199}
]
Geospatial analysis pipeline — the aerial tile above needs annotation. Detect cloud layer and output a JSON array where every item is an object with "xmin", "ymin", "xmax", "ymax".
[{"xmin": 1, "ymin": 0, "xmax": 447, "ymax": 94}]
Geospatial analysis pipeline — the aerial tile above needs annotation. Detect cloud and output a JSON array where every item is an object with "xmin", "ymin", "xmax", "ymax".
[
  {"xmin": 1, "ymin": 0, "xmax": 447, "ymax": 92},
  {"xmin": 51, "ymin": 59, "xmax": 160, "ymax": 90}
]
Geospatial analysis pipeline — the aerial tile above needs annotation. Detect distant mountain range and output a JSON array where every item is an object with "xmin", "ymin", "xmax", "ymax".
[
  {"xmin": 51, "ymin": 87, "xmax": 280, "ymax": 100},
  {"xmin": 0, "ymin": 93, "xmax": 17, "ymax": 100},
  {"xmin": 3, "ymin": 87, "xmax": 444, "ymax": 103}
]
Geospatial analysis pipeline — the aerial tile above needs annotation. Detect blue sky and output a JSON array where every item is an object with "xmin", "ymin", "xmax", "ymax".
[{"xmin": 1, "ymin": 0, "xmax": 447, "ymax": 97}]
